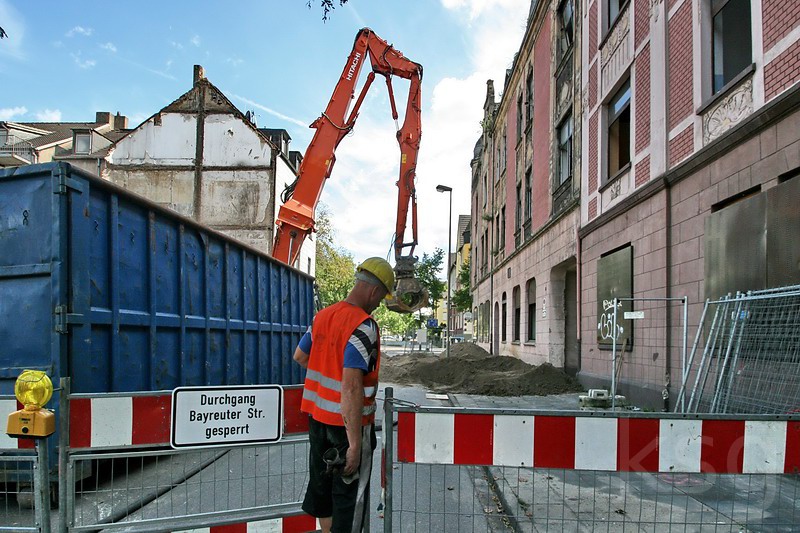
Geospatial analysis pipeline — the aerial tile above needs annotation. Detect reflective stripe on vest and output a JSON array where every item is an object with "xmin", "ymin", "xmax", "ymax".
[
  {"xmin": 302, "ymin": 388, "xmax": 377, "ymax": 416},
  {"xmin": 305, "ymin": 368, "xmax": 377, "ymax": 398}
]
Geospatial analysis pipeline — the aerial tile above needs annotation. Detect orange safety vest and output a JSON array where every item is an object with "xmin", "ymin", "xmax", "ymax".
[{"xmin": 300, "ymin": 301, "xmax": 381, "ymax": 426}]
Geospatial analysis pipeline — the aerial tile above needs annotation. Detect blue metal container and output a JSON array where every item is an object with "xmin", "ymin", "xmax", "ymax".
[{"xmin": 0, "ymin": 163, "xmax": 313, "ymax": 475}]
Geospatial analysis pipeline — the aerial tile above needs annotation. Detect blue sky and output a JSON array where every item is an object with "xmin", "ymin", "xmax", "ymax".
[{"xmin": 0, "ymin": 0, "xmax": 529, "ymax": 264}]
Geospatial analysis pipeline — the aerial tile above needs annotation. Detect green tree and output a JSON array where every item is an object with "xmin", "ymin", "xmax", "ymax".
[
  {"xmin": 414, "ymin": 248, "xmax": 446, "ymax": 311},
  {"xmin": 373, "ymin": 303, "xmax": 416, "ymax": 336},
  {"xmin": 315, "ymin": 204, "xmax": 355, "ymax": 307},
  {"xmin": 452, "ymin": 258, "xmax": 472, "ymax": 312}
]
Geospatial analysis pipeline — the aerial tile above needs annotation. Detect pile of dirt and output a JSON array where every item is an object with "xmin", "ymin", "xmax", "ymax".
[{"xmin": 381, "ymin": 343, "xmax": 584, "ymax": 397}]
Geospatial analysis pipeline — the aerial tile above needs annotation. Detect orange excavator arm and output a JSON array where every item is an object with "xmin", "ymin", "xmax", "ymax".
[{"xmin": 273, "ymin": 28, "xmax": 427, "ymax": 312}]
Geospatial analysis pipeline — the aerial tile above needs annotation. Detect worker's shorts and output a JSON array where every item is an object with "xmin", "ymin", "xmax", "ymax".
[{"xmin": 302, "ymin": 417, "xmax": 376, "ymax": 532}]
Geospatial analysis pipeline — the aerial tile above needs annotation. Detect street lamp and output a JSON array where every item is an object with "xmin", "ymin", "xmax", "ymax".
[{"xmin": 436, "ymin": 184, "xmax": 453, "ymax": 359}]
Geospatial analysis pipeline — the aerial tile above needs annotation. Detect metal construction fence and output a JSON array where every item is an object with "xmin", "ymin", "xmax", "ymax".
[
  {"xmin": 0, "ymin": 454, "xmax": 38, "ymax": 533},
  {"xmin": 609, "ymin": 297, "xmax": 688, "ymax": 410},
  {"xmin": 1, "ymin": 384, "xmax": 319, "ymax": 533},
  {"xmin": 677, "ymin": 286, "xmax": 800, "ymax": 415},
  {"xmin": 383, "ymin": 388, "xmax": 800, "ymax": 532}
]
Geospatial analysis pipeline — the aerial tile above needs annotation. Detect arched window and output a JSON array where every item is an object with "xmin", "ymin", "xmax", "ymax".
[{"xmin": 512, "ymin": 286, "xmax": 521, "ymax": 341}]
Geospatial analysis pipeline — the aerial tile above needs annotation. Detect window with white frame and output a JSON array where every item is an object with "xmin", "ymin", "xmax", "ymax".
[
  {"xmin": 711, "ymin": 0, "xmax": 752, "ymax": 94},
  {"xmin": 558, "ymin": 0, "xmax": 574, "ymax": 62},
  {"xmin": 607, "ymin": 79, "xmax": 631, "ymax": 181},
  {"xmin": 74, "ymin": 132, "xmax": 91, "ymax": 154},
  {"xmin": 557, "ymin": 114, "xmax": 573, "ymax": 186}
]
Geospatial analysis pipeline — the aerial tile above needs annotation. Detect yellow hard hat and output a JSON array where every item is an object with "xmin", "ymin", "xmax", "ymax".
[{"xmin": 356, "ymin": 257, "xmax": 395, "ymax": 296}]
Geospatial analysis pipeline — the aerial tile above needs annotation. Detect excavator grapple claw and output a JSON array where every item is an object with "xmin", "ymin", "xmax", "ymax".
[
  {"xmin": 385, "ymin": 255, "xmax": 428, "ymax": 313},
  {"xmin": 386, "ymin": 278, "xmax": 428, "ymax": 313}
]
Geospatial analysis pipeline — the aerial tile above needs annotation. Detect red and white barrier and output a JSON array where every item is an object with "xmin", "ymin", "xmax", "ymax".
[
  {"xmin": 397, "ymin": 412, "xmax": 800, "ymax": 474},
  {"xmin": 174, "ymin": 513, "xmax": 319, "ymax": 532},
  {"xmin": 69, "ymin": 387, "xmax": 309, "ymax": 449},
  {"xmin": 0, "ymin": 398, "xmax": 19, "ymax": 449}
]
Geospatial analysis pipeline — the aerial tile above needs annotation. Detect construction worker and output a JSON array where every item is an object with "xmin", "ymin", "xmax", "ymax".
[{"xmin": 293, "ymin": 257, "xmax": 394, "ymax": 533}]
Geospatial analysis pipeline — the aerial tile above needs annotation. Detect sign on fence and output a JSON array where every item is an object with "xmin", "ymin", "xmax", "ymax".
[{"xmin": 170, "ymin": 385, "xmax": 283, "ymax": 449}]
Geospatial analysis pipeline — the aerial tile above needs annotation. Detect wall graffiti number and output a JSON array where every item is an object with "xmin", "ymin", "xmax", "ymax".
[{"xmin": 597, "ymin": 299, "xmax": 624, "ymax": 341}]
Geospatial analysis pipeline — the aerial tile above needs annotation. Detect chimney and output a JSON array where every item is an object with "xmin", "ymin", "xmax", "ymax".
[
  {"xmin": 193, "ymin": 65, "xmax": 205, "ymax": 86},
  {"xmin": 95, "ymin": 111, "xmax": 112, "ymax": 125},
  {"xmin": 114, "ymin": 112, "xmax": 128, "ymax": 130}
]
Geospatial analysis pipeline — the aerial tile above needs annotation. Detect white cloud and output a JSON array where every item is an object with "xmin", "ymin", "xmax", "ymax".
[
  {"xmin": 440, "ymin": 0, "xmax": 529, "ymax": 21},
  {"xmin": 190, "ymin": 34, "xmax": 201, "ymax": 47},
  {"xmin": 317, "ymin": 1, "xmax": 529, "ymax": 265},
  {"xmin": 0, "ymin": 106, "xmax": 27, "ymax": 120},
  {"xmin": 100, "ymin": 42, "xmax": 117, "ymax": 53},
  {"xmin": 226, "ymin": 57, "xmax": 243, "ymax": 67},
  {"xmin": 66, "ymin": 26, "xmax": 92, "ymax": 37},
  {"xmin": 228, "ymin": 93, "xmax": 308, "ymax": 128},
  {"xmin": 34, "ymin": 109, "xmax": 61, "ymax": 121},
  {"xmin": 170, "ymin": 41, "xmax": 184, "ymax": 50},
  {"xmin": 70, "ymin": 52, "xmax": 96, "ymax": 69},
  {"xmin": 111, "ymin": 56, "xmax": 176, "ymax": 80}
]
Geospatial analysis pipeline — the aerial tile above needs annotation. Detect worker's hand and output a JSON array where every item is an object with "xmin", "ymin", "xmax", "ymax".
[{"xmin": 343, "ymin": 444, "xmax": 361, "ymax": 476}]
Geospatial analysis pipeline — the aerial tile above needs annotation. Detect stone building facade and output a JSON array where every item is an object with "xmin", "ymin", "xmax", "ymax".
[
  {"xmin": 578, "ymin": 0, "xmax": 800, "ymax": 407},
  {"xmin": 471, "ymin": 0, "xmax": 582, "ymax": 371},
  {"xmin": 106, "ymin": 66, "xmax": 315, "ymax": 275}
]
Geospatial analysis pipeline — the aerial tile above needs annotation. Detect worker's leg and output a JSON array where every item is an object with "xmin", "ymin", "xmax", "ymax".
[
  {"xmin": 302, "ymin": 419, "xmax": 335, "ymax": 528},
  {"xmin": 319, "ymin": 517, "xmax": 333, "ymax": 533},
  {"xmin": 331, "ymin": 424, "xmax": 376, "ymax": 532}
]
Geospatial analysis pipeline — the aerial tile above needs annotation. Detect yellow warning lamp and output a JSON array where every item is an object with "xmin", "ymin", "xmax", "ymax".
[{"xmin": 6, "ymin": 370, "xmax": 55, "ymax": 439}]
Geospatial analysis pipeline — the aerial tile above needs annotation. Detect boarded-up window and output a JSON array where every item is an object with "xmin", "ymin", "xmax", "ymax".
[{"xmin": 597, "ymin": 245, "xmax": 633, "ymax": 349}]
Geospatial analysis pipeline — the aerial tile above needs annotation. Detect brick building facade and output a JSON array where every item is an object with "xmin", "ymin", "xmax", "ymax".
[
  {"xmin": 468, "ymin": 0, "xmax": 799, "ymax": 408},
  {"xmin": 578, "ymin": 0, "xmax": 800, "ymax": 407},
  {"xmin": 470, "ymin": 0, "xmax": 582, "ymax": 370}
]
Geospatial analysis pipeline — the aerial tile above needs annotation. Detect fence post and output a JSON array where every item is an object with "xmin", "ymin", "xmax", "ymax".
[
  {"xmin": 677, "ymin": 299, "xmax": 708, "ymax": 412},
  {"xmin": 612, "ymin": 298, "xmax": 618, "ymax": 410},
  {"xmin": 34, "ymin": 438, "xmax": 51, "ymax": 533},
  {"xmin": 383, "ymin": 387, "xmax": 394, "ymax": 533},
  {"xmin": 58, "ymin": 378, "xmax": 69, "ymax": 533}
]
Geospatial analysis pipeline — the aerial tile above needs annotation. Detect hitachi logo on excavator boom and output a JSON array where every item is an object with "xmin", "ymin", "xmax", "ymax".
[{"xmin": 346, "ymin": 52, "xmax": 361, "ymax": 81}]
